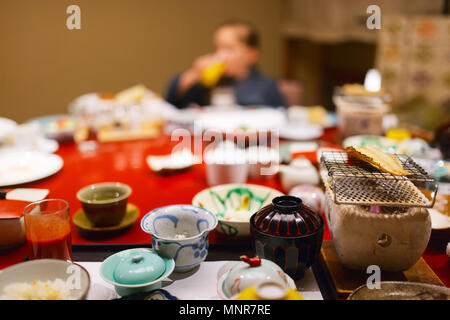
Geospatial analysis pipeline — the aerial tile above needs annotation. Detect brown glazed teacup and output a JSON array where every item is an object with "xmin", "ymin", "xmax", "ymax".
[{"xmin": 76, "ymin": 182, "xmax": 132, "ymax": 227}]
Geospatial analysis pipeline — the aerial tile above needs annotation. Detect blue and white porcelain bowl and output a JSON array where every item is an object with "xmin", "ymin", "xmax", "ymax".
[{"xmin": 141, "ymin": 205, "xmax": 218, "ymax": 272}]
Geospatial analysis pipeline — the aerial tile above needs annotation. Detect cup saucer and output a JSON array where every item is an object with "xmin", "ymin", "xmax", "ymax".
[{"xmin": 73, "ymin": 203, "xmax": 139, "ymax": 232}]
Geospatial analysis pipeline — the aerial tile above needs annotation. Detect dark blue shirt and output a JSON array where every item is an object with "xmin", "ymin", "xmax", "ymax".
[{"xmin": 165, "ymin": 67, "xmax": 287, "ymax": 109}]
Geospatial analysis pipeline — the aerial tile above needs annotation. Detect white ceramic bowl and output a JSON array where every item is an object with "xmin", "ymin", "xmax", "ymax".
[
  {"xmin": 288, "ymin": 185, "xmax": 326, "ymax": 214},
  {"xmin": 141, "ymin": 205, "xmax": 217, "ymax": 271},
  {"xmin": 192, "ymin": 184, "xmax": 284, "ymax": 238},
  {"xmin": 0, "ymin": 259, "xmax": 90, "ymax": 300},
  {"xmin": 216, "ymin": 257, "xmax": 296, "ymax": 300},
  {"xmin": 279, "ymin": 157, "xmax": 320, "ymax": 192}
]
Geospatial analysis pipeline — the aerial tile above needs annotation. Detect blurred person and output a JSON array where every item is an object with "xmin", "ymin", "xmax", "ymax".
[{"xmin": 166, "ymin": 20, "xmax": 287, "ymax": 109}]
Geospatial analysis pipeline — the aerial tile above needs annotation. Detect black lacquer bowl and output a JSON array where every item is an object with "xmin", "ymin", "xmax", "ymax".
[{"xmin": 250, "ymin": 195, "xmax": 324, "ymax": 280}]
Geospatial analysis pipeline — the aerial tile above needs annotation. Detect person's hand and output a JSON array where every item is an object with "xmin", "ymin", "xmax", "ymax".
[
  {"xmin": 177, "ymin": 54, "xmax": 217, "ymax": 94},
  {"xmin": 191, "ymin": 54, "xmax": 217, "ymax": 78}
]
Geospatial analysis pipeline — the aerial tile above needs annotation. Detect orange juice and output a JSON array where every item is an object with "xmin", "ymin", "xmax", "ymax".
[{"xmin": 201, "ymin": 61, "xmax": 226, "ymax": 87}]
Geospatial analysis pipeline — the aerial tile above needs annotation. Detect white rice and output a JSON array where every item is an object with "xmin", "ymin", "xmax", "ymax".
[{"xmin": 0, "ymin": 279, "xmax": 73, "ymax": 300}]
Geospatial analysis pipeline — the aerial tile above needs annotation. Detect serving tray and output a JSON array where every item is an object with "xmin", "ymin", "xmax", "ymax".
[{"xmin": 319, "ymin": 241, "xmax": 444, "ymax": 299}]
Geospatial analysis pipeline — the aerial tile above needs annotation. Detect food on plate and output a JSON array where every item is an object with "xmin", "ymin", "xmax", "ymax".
[
  {"xmin": 99, "ymin": 92, "xmax": 116, "ymax": 100},
  {"xmin": 223, "ymin": 194, "xmax": 252, "ymax": 222},
  {"xmin": 341, "ymin": 83, "xmax": 385, "ymax": 96},
  {"xmin": 114, "ymin": 84, "xmax": 148, "ymax": 106},
  {"xmin": 307, "ymin": 106, "xmax": 327, "ymax": 126},
  {"xmin": 345, "ymin": 146, "xmax": 411, "ymax": 176},
  {"xmin": 0, "ymin": 279, "xmax": 73, "ymax": 300},
  {"xmin": 44, "ymin": 117, "xmax": 75, "ymax": 133},
  {"xmin": 288, "ymin": 106, "xmax": 328, "ymax": 127}
]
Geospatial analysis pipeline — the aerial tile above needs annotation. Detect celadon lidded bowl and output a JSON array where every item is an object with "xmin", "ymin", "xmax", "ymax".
[{"xmin": 100, "ymin": 248, "xmax": 175, "ymax": 296}]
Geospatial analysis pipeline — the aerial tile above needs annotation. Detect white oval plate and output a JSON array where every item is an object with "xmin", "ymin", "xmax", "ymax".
[
  {"xmin": 279, "ymin": 124, "xmax": 323, "ymax": 141},
  {"xmin": 0, "ymin": 151, "xmax": 63, "ymax": 187}
]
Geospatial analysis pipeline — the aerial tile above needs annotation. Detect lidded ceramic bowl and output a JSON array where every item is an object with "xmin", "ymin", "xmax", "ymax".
[
  {"xmin": 100, "ymin": 248, "xmax": 175, "ymax": 296},
  {"xmin": 250, "ymin": 195, "xmax": 324, "ymax": 280},
  {"xmin": 217, "ymin": 255, "xmax": 296, "ymax": 300}
]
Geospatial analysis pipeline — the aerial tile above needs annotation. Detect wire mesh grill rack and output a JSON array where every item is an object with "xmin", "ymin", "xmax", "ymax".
[{"xmin": 320, "ymin": 151, "xmax": 437, "ymax": 207}]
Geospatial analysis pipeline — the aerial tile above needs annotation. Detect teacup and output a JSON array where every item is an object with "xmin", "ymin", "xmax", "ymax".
[
  {"xmin": 204, "ymin": 142, "xmax": 248, "ymax": 186},
  {"xmin": 141, "ymin": 205, "xmax": 217, "ymax": 272},
  {"xmin": 77, "ymin": 182, "xmax": 132, "ymax": 227}
]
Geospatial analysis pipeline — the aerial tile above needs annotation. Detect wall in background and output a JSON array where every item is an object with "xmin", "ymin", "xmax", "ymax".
[{"xmin": 0, "ymin": 0, "xmax": 283, "ymax": 122}]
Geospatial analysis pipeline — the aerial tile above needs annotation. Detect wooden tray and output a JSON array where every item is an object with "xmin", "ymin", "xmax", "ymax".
[{"xmin": 319, "ymin": 241, "xmax": 444, "ymax": 299}]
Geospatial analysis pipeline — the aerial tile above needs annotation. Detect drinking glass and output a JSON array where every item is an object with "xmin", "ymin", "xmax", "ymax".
[{"xmin": 23, "ymin": 199, "xmax": 72, "ymax": 261}]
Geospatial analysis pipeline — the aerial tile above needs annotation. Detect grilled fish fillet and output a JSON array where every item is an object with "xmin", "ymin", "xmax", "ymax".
[{"xmin": 345, "ymin": 146, "xmax": 411, "ymax": 176}]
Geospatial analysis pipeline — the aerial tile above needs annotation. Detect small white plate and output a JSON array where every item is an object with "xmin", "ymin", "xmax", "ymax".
[
  {"xmin": 0, "ymin": 151, "xmax": 63, "ymax": 187},
  {"xmin": 146, "ymin": 149, "xmax": 199, "ymax": 173},
  {"xmin": 6, "ymin": 188, "xmax": 49, "ymax": 202},
  {"xmin": 279, "ymin": 125, "xmax": 323, "ymax": 141},
  {"xmin": 429, "ymin": 209, "xmax": 450, "ymax": 230}
]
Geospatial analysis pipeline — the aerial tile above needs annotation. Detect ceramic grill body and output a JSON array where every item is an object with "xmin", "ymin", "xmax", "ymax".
[{"xmin": 250, "ymin": 196, "xmax": 324, "ymax": 280}]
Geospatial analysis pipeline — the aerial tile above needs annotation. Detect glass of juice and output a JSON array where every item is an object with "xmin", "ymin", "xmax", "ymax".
[{"xmin": 23, "ymin": 199, "xmax": 72, "ymax": 261}]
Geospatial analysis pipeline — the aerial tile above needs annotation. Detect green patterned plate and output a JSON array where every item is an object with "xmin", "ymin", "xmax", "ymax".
[{"xmin": 192, "ymin": 184, "xmax": 283, "ymax": 237}]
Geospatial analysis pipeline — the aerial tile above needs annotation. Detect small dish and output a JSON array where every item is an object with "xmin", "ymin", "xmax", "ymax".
[
  {"xmin": 118, "ymin": 288, "xmax": 178, "ymax": 300},
  {"xmin": 141, "ymin": 205, "xmax": 217, "ymax": 272},
  {"xmin": 192, "ymin": 184, "xmax": 283, "ymax": 238},
  {"xmin": 27, "ymin": 114, "xmax": 75, "ymax": 143},
  {"xmin": 72, "ymin": 203, "xmax": 140, "ymax": 232},
  {"xmin": 100, "ymin": 248, "xmax": 175, "ymax": 297},
  {"xmin": 0, "ymin": 259, "xmax": 90, "ymax": 300},
  {"xmin": 279, "ymin": 141, "xmax": 321, "ymax": 164},
  {"xmin": 348, "ymin": 281, "xmax": 450, "ymax": 300},
  {"xmin": 429, "ymin": 209, "xmax": 450, "ymax": 231},
  {"xmin": 76, "ymin": 182, "xmax": 132, "ymax": 227},
  {"xmin": 279, "ymin": 157, "xmax": 320, "ymax": 192},
  {"xmin": 217, "ymin": 255, "xmax": 296, "ymax": 300},
  {"xmin": 279, "ymin": 124, "xmax": 323, "ymax": 141},
  {"xmin": 146, "ymin": 149, "xmax": 200, "ymax": 174},
  {"xmin": 342, "ymin": 135, "xmax": 398, "ymax": 153},
  {"xmin": 288, "ymin": 185, "xmax": 325, "ymax": 214}
]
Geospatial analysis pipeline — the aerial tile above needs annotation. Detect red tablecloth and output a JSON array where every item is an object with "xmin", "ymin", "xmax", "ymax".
[{"xmin": 1, "ymin": 130, "xmax": 448, "ymax": 287}]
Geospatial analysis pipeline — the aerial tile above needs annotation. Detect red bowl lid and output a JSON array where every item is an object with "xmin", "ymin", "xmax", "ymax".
[
  {"xmin": 250, "ymin": 196, "xmax": 323, "ymax": 237},
  {"xmin": 0, "ymin": 200, "xmax": 28, "ymax": 219}
]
